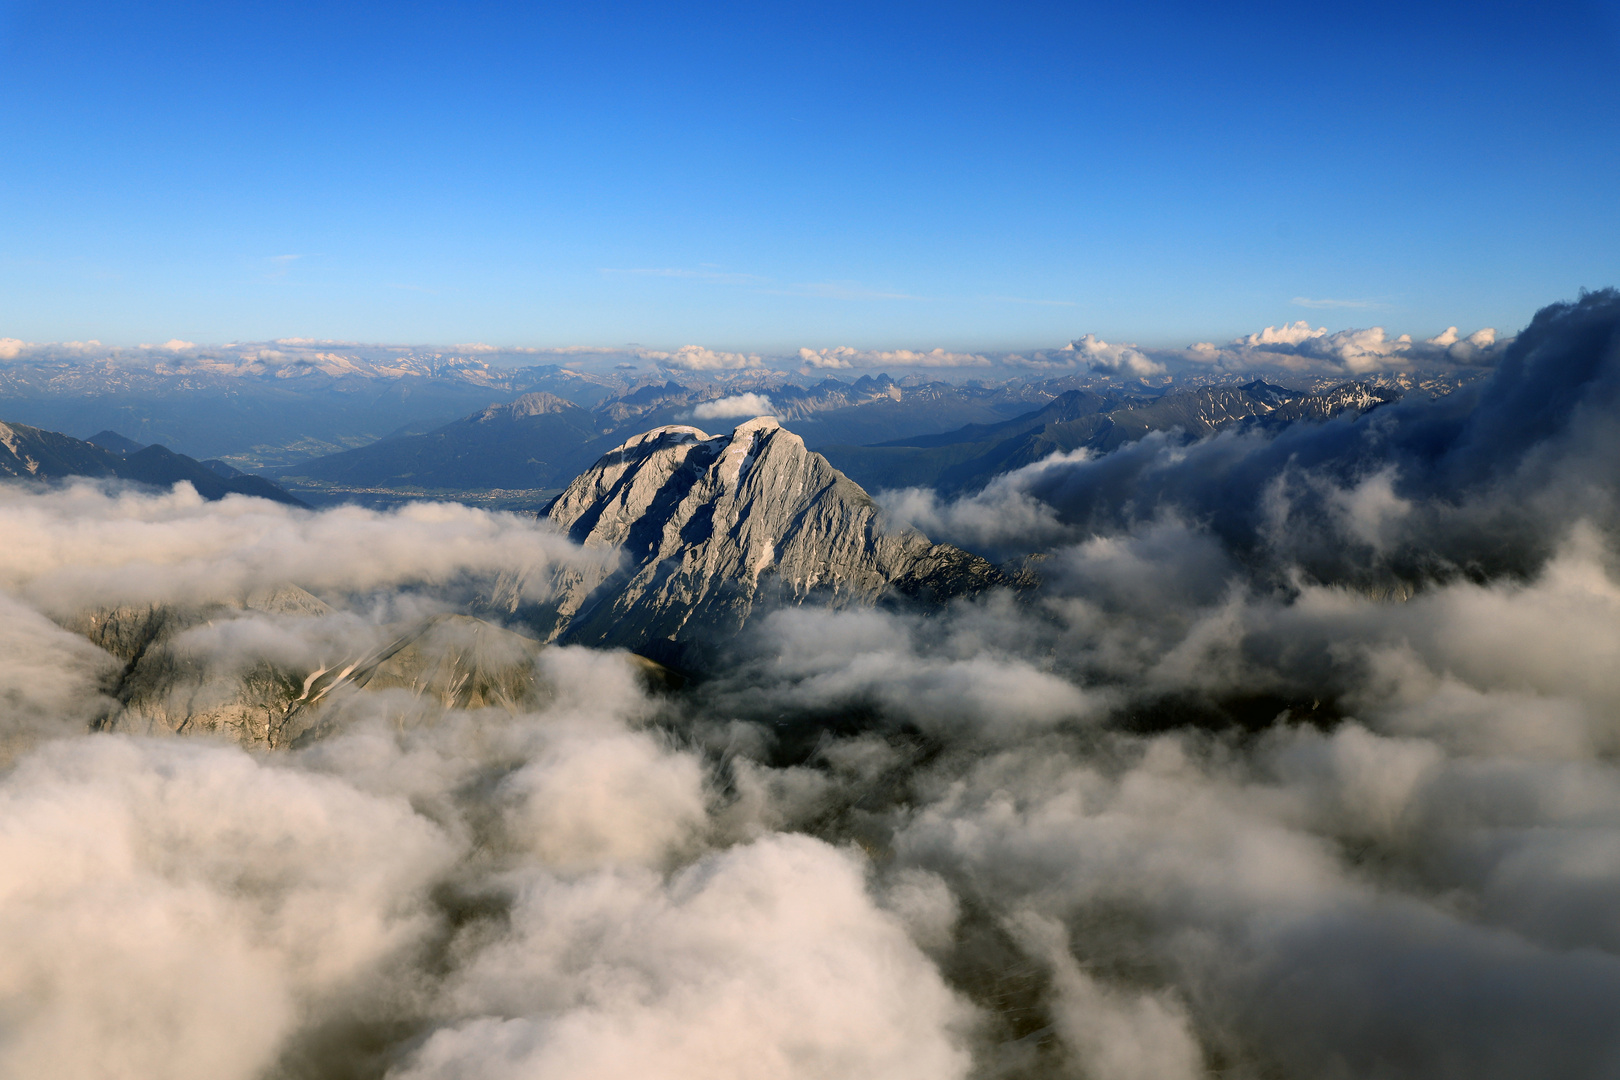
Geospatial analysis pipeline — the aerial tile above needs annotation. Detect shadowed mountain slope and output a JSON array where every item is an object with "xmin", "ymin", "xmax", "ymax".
[
  {"xmin": 0, "ymin": 420, "xmax": 306, "ymax": 505},
  {"xmin": 278, "ymin": 392, "xmax": 611, "ymax": 493}
]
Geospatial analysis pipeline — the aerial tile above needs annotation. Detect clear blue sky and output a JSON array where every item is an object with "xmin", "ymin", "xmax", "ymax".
[{"xmin": 1, "ymin": 0, "xmax": 1616, "ymax": 351}]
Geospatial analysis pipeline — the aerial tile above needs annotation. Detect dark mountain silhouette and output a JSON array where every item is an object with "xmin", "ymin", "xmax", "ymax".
[{"xmin": 0, "ymin": 420, "xmax": 306, "ymax": 505}]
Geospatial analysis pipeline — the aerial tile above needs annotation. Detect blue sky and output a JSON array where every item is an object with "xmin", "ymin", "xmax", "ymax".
[{"xmin": 1, "ymin": 0, "xmax": 1616, "ymax": 351}]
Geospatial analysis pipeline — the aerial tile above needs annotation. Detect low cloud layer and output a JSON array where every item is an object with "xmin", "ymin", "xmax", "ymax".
[{"xmin": 2, "ymin": 290, "xmax": 1620, "ymax": 1078}]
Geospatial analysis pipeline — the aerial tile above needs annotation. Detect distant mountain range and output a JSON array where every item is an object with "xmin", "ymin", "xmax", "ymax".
[
  {"xmin": 0, "ymin": 356, "xmax": 619, "ymax": 467},
  {"xmin": 0, "ymin": 342, "xmax": 1479, "ymax": 506},
  {"xmin": 274, "ymin": 392, "xmax": 612, "ymax": 497},
  {"xmin": 0, "ymin": 421, "xmax": 305, "ymax": 505},
  {"xmin": 265, "ymin": 374, "xmax": 1053, "ymax": 505},
  {"xmin": 271, "ymin": 376, "xmax": 1405, "ymax": 506},
  {"xmin": 820, "ymin": 379, "xmax": 1400, "ymax": 493}
]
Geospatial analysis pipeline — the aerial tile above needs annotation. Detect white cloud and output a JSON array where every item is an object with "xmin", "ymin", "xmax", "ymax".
[
  {"xmin": 1062, "ymin": 334, "xmax": 1167, "ymax": 377},
  {"xmin": 1426, "ymin": 326, "xmax": 1498, "ymax": 363},
  {"xmin": 0, "ymin": 481, "xmax": 612, "ymax": 614},
  {"xmin": 797, "ymin": 346, "xmax": 990, "ymax": 370},
  {"xmin": 396, "ymin": 836, "xmax": 972, "ymax": 1080},
  {"xmin": 1201, "ymin": 320, "xmax": 1505, "ymax": 374},
  {"xmin": 651, "ymin": 345, "xmax": 764, "ymax": 371},
  {"xmin": 1240, "ymin": 320, "xmax": 1327, "ymax": 347},
  {"xmin": 692, "ymin": 393, "xmax": 776, "ymax": 420},
  {"xmin": 0, "ymin": 338, "xmax": 105, "ymax": 362}
]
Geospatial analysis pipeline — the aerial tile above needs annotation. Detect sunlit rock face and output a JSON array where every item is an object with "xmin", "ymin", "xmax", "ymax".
[
  {"xmin": 67, "ymin": 590, "xmax": 553, "ymax": 748},
  {"xmin": 539, "ymin": 417, "xmax": 1003, "ymax": 653}
]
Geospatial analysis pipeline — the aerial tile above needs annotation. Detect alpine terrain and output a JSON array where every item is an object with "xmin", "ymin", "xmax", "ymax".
[{"xmin": 523, "ymin": 416, "xmax": 1004, "ymax": 658}]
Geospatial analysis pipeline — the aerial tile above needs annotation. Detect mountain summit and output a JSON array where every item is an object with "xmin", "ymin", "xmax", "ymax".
[{"xmin": 534, "ymin": 416, "xmax": 1002, "ymax": 655}]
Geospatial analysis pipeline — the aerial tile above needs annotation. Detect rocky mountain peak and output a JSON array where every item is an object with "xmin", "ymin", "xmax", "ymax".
[
  {"xmin": 478, "ymin": 391, "xmax": 576, "ymax": 422},
  {"xmin": 536, "ymin": 416, "xmax": 1003, "ymax": 655}
]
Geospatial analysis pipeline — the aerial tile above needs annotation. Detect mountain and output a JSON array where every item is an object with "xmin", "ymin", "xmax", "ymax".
[
  {"xmin": 86, "ymin": 429, "xmax": 145, "ymax": 455},
  {"xmin": 590, "ymin": 374, "xmax": 1043, "ymax": 446},
  {"xmin": 273, "ymin": 392, "xmax": 612, "ymax": 501},
  {"xmin": 0, "ymin": 353, "xmax": 620, "ymax": 468},
  {"xmin": 0, "ymin": 419, "xmax": 307, "ymax": 505},
  {"xmin": 821, "ymin": 379, "xmax": 1401, "ymax": 494},
  {"xmin": 70, "ymin": 591, "xmax": 561, "ymax": 747},
  {"xmin": 273, "ymin": 376, "xmax": 1057, "ymax": 506},
  {"xmin": 519, "ymin": 417, "xmax": 1004, "ymax": 662}
]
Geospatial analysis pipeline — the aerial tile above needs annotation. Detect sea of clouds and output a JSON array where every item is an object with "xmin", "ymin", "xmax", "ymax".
[{"xmin": 1, "ymin": 291, "xmax": 1618, "ymax": 1079}]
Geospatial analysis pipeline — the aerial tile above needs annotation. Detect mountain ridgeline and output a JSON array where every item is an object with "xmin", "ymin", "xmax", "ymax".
[
  {"xmin": 481, "ymin": 418, "xmax": 1004, "ymax": 665},
  {"xmin": 27, "ymin": 373, "xmax": 1436, "ymax": 734},
  {"xmin": 819, "ymin": 379, "xmax": 1400, "ymax": 493},
  {"xmin": 0, "ymin": 421, "xmax": 305, "ymax": 504},
  {"xmin": 278, "ymin": 392, "xmax": 610, "ymax": 496},
  {"xmin": 275, "ymin": 375, "xmax": 1406, "ymax": 505}
]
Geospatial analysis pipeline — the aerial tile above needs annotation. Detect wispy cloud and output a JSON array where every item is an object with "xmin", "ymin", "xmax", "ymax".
[{"xmin": 1291, "ymin": 296, "xmax": 1384, "ymax": 310}]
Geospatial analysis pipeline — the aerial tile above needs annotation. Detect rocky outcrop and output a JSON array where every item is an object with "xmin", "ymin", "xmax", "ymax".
[
  {"xmin": 71, "ymin": 592, "xmax": 562, "ymax": 748},
  {"xmin": 536, "ymin": 417, "xmax": 1003, "ymax": 653},
  {"xmin": 476, "ymin": 391, "xmax": 578, "ymax": 421}
]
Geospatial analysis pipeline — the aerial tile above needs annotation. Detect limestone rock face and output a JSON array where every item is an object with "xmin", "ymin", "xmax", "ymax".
[
  {"xmin": 72, "ymin": 594, "xmax": 555, "ymax": 748},
  {"xmin": 540, "ymin": 417, "xmax": 1002, "ymax": 650},
  {"xmin": 477, "ymin": 391, "xmax": 577, "ymax": 421}
]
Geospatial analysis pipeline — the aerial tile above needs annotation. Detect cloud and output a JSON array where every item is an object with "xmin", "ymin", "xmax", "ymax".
[
  {"xmin": 1181, "ymin": 318, "xmax": 1511, "ymax": 375},
  {"xmin": 1240, "ymin": 320, "xmax": 1327, "ymax": 347},
  {"xmin": 649, "ymin": 345, "xmax": 765, "ymax": 371},
  {"xmin": 0, "ymin": 735, "xmax": 457, "ymax": 1080},
  {"xmin": 1062, "ymin": 334, "xmax": 1167, "ymax": 377},
  {"xmin": 0, "ymin": 481, "xmax": 612, "ymax": 614},
  {"xmin": 1426, "ymin": 325, "xmax": 1499, "ymax": 363},
  {"xmin": 395, "ymin": 835, "xmax": 972, "ymax": 1080},
  {"xmin": 691, "ymin": 393, "xmax": 776, "ymax": 420},
  {"xmin": 0, "ymin": 338, "xmax": 106, "ymax": 362},
  {"xmin": 796, "ymin": 346, "xmax": 991, "ymax": 370},
  {"xmin": 4, "ymin": 291, "xmax": 1620, "ymax": 1080}
]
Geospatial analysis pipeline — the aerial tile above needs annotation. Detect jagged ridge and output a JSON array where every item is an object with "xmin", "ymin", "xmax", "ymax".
[{"xmin": 538, "ymin": 417, "xmax": 1002, "ymax": 653}]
